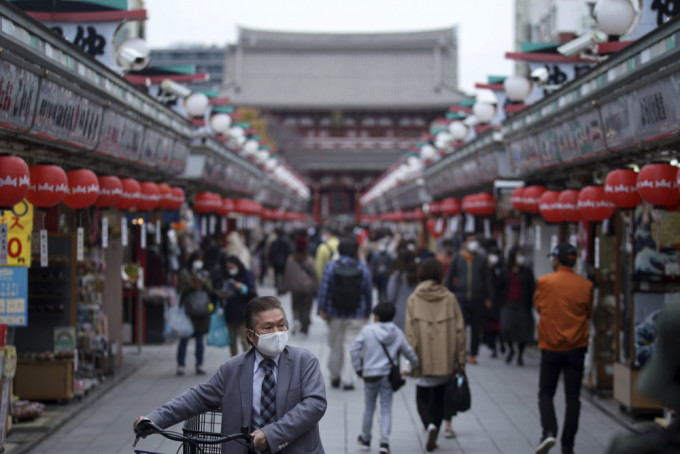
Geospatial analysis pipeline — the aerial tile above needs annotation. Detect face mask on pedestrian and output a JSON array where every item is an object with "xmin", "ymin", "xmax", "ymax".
[
  {"xmin": 488, "ymin": 254, "xmax": 499, "ymax": 266},
  {"xmin": 227, "ymin": 266, "xmax": 238, "ymax": 276},
  {"xmin": 192, "ymin": 260, "xmax": 204, "ymax": 272},
  {"xmin": 251, "ymin": 330, "xmax": 288, "ymax": 357},
  {"xmin": 516, "ymin": 255, "xmax": 526, "ymax": 266},
  {"xmin": 467, "ymin": 240, "xmax": 479, "ymax": 253},
  {"xmin": 321, "ymin": 234, "xmax": 328, "ymax": 242}
]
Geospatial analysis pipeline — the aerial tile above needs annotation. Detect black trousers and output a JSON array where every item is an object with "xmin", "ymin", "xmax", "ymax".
[
  {"xmin": 538, "ymin": 347, "xmax": 587, "ymax": 450},
  {"xmin": 458, "ymin": 297, "xmax": 483, "ymax": 356},
  {"xmin": 416, "ymin": 384, "xmax": 447, "ymax": 431}
]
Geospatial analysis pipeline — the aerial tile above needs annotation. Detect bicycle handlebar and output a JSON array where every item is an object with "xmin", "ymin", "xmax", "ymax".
[{"xmin": 133, "ymin": 419, "xmax": 253, "ymax": 448}]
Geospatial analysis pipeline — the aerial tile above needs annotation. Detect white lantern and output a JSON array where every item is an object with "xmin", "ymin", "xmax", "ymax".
[
  {"xmin": 229, "ymin": 126, "xmax": 245, "ymax": 139},
  {"xmin": 435, "ymin": 132, "xmax": 452, "ymax": 148},
  {"xmin": 448, "ymin": 121, "xmax": 468, "ymax": 140},
  {"xmin": 265, "ymin": 158, "xmax": 278, "ymax": 171},
  {"xmin": 243, "ymin": 139, "xmax": 259, "ymax": 156},
  {"xmin": 473, "ymin": 102, "xmax": 496, "ymax": 123},
  {"xmin": 185, "ymin": 93, "xmax": 210, "ymax": 117},
  {"xmin": 503, "ymin": 76, "xmax": 533, "ymax": 102},
  {"xmin": 210, "ymin": 113, "xmax": 232, "ymax": 134},
  {"xmin": 464, "ymin": 115, "xmax": 479, "ymax": 127},
  {"xmin": 255, "ymin": 150, "xmax": 270, "ymax": 164},
  {"xmin": 594, "ymin": 0, "xmax": 636, "ymax": 36},
  {"xmin": 420, "ymin": 144, "xmax": 438, "ymax": 161}
]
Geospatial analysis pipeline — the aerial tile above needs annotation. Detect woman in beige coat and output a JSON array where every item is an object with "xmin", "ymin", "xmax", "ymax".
[{"xmin": 405, "ymin": 257, "xmax": 467, "ymax": 452}]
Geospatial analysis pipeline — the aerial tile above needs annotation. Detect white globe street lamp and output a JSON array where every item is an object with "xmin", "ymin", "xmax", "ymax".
[
  {"xmin": 210, "ymin": 113, "xmax": 232, "ymax": 134},
  {"xmin": 420, "ymin": 144, "xmax": 438, "ymax": 161},
  {"xmin": 504, "ymin": 75, "xmax": 533, "ymax": 102},
  {"xmin": 185, "ymin": 93, "xmax": 210, "ymax": 117},
  {"xmin": 435, "ymin": 132, "xmax": 452, "ymax": 149},
  {"xmin": 448, "ymin": 121, "xmax": 468, "ymax": 141},
  {"xmin": 243, "ymin": 139, "xmax": 259, "ymax": 156},
  {"xmin": 473, "ymin": 102, "xmax": 496, "ymax": 124},
  {"xmin": 594, "ymin": 0, "xmax": 637, "ymax": 36}
]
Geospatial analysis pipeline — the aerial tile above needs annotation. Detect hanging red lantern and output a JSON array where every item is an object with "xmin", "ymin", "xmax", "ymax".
[
  {"xmin": 94, "ymin": 175, "xmax": 123, "ymax": 208},
  {"xmin": 63, "ymin": 169, "xmax": 99, "ymax": 210},
  {"xmin": 538, "ymin": 190, "xmax": 562, "ymax": 223},
  {"xmin": 26, "ymin": 164, "xmax": 68, "ymax": 208},
  {"xmin": 194, "ymin": 191, "xmax": 221, "ymax": 214},
  {"xmin": 578, "ymin": 186, "xmax": 615, "ymax": 221},
  {"xmin": 426, "ymin": 218, "xmax": 447, "ymax": 239},
  {"xmin": 116, "ymin": 178, "xmax": 142, "ymax": 211},
  {"xmin": 166, "ymin": 187, "xmax": 185, "ymax": 211},
  {"xmin": 461, "ymin": 194, "xmax": 476, "ymax": 214},
  {"xmin": 604, "ymin": 169, "xmax": 641, "ymax": 208},
  {"xmin": 440, "ymin": 197, "xmax": 460, "ymax": 216},
  {"xmin": 511, "ymin": 187, "xmax": 525, "ymax": 212},
  {"xmin": 521, "ymin": 185, "xmax": 546, "ymax": 214},
  {"xmin": 136, "ymin": 182, "xmax": 160, "ymax": 211},
  {"xmin": 219, "ymin": 198, "xmax": 234, "ymax": 216},
  {"xmin": 637, "ymin": 163, "xmax": 680, "ymax": 207},
  {"xmin": 0, "ymin": 156, "xmax": 29, "ymax": 209},
  {"xmin": 428, "ymin": 201, "xmax": 442, "ymax": 216},
  {"xmin": 156, "ymin": 183, "xmax": 172, "ymax": 210},
  {"xmin": 557, "ymin": 190, "xmax": 583, "ymax": 223}
]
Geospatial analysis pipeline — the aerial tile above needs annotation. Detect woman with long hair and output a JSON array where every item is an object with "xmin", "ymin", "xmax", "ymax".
[
  {"xmin": 385, "ymin": 247, "xmax": 419, "ymax": 332},
  {"xmin": 282, "ymin": 235, "xmax": 319, "ymax": 337}
]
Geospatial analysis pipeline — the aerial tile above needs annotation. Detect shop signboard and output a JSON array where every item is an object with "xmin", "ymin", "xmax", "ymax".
[
  {"xmin": 170, "ymin": 140, "xmax": 190, "ymax": 174},
  {"xmin": 46, "ymin": 21, "xmax": 118, "ymax": 69},
  {"xmin": 141, "ymin": 127, "xmax": 174, "ymax": 170},
  {"xmin": 0, "ymin": 200, "xmax": 33, "ymax": 267},
  {"xmin": 600, "ymin": 95, "xmax": 635, "ymax": 152},
  {"xmin": 508, "ymin": 134, "xmax": 540, "ymax": 175},
  {"xmin": 631, "ymin": 74, "xmax": 680, "ymax": 145},
  {"xmin": 0, "ymin": 60, "xmax": 39, "ymax": 131},
  {"xmin": 31, "ymin": 76, "xmax": 102, "ymax": 148},
  {"xmin": 0, "ymin": 266, "xmax": 28, "ymax": 326},
  {"xmin": 98, "ymin": 109, "xmax": 143, "ymax": 161},
  {"xmin": 538, "ymin": 109, "xmax": 606, "ymax": 167}
]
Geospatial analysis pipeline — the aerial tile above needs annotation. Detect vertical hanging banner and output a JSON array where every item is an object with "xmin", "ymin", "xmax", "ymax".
[
  {"xmin": 0, "ymin": 266, "xmax": 28, "ymax": 326},
  {"xmin": 155, "ymin": 220, "xmax": 161, "ymax": 245},
  {"xmin": 201, "ymin": 217, "xmax": 207, "ymax": 236},
  {"xmin": 0, "ymin": 201, "xmax": 34, "ymax": 267},
  {"xmin": 595, "ymin": 237, "xmax": 601, "ymax": 269},
  {"xmin": 121, "ymin": 218, "xmax": 128, "ymax": 246},
  {"xmin": 535, "ymin": 225, "xmax": 542, "ymax": 251},
  {"xmin": 140, "ymin": 223, "xmax": 147, "ymax": 249},
  {"xmin": 77, "ymin": 227, "xmax": 84, "ymax": 261},
  {"xmin": 209, "ymin": 215, "xmax": 216, "ymax": 235},
  {"xmin": 0, "ymin": 223, "xmax": 7, "ymax": 266},
  {"xmin": 550, "ymin": 234, "xmax": 559, "ymax": 253},
  {"xmin": 102, "ymin": 217, "xmax": 109, "ymax": 249},
  {"xmin": 483, "ymin": 219, "xmax": 491, "ymax": 238},
  {"xmin": 221, "ymin": 217, "xmax": 227, "ymax": 232},
  {"xmin": 40, "ymin": 229, "xmax": 48, "ymax": 267}
]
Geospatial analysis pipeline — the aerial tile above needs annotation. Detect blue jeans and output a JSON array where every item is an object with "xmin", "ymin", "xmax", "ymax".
[
  {"xmin": 361, "ymin": 376, "xmax": 393, "ymax": 445},
  {"xmin": 177, "ymin": 331, "xmax": 205, "ymax": 368}
]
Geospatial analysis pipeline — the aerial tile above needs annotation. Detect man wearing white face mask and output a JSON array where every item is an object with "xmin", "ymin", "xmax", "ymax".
[{"xmin": 135, "ymin": 296, "xmax": 327, "ymax": 454}]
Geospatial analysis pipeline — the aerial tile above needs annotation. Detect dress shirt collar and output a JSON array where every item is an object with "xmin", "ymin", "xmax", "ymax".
[{"xmin": 253, "ymin": 348, "xmax": 281, "ymax": 373}]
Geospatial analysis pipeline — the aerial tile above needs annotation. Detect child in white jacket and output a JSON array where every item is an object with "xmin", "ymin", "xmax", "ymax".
[{"xmin": 351, "ymin": 302, "xmax": 419, "ymax": 454}]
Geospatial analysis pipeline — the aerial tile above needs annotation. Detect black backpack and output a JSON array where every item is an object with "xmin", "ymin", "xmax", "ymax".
[{"xmin": 331, "ymin": 260, "xmax": 363, "ymax": 314}]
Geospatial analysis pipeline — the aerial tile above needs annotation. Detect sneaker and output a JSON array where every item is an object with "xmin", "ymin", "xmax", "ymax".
[
  {"xmin": 426, "ymin": 423, "xmax": 438, "ymax": 452},
  {"xmin": 331, "ymin": 378, "xmax": 341, "ymax": 389},
  {"xmin": 379, "ymin": 442, "xmax": 390, "ymax": 454},
  {"xmin": 176, "ymin": 366, "xmax": 185, "ymax": 376},
  {"xmin": 443, "ymin": 427, "xmax": 456, "ymax": 438},
  {"xmin": 357, "ymin": 435, "xmax": 370, "ymax": 451},
  {"xmin": 535, "ymin": 434, "xmax": 556, "ymax": 454},
  {"xmin": 196, "ymin": 366, "xmax": 206, "ymax": 375},
  {"xmin": 342, "ymin": 384, "xmax": 355, "ymax": 391}
]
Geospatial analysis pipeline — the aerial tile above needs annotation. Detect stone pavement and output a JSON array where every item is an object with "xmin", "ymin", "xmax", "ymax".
[{"xmin": 12, "ymin": 285, "xmax": 640, "ymax": 453}]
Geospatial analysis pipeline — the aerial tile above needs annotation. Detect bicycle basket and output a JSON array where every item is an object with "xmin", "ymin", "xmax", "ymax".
[{"xmin": 182, "ymin": 409, "xmax": 223, "ymax": 454}]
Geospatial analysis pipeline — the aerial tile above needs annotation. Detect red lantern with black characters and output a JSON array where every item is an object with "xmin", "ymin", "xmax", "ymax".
[
  {"xmin": 511, "ymin": 187, "xmax": 525, "ymax": 212},
  {"xmin": 220, "ymin": 198, "xmax": 234, "ymax": 216},
  {"xmin": 116, "ymin": 178, "xmax": 141, "ymax": 211},
  {"xmin": 426, "ymin": 218, "xmax": 447, "ymax": 239},
  {"xmin": 539, "ymin": 190, "xmax": 562, "ymax": 223},
  {"xmin": 94, "ymin": 175, "xmax": 123, "ymax": 208},
  {"xmin": 0, "ymin": 155, "xmax": 29, "ymax": 209},
  {"xmin": 578, "ymin": 186, "xmax": 615, "ymax": 221},
  {"xmin": 522, "ymin": 185, "xmax": 546, "ymax": 214},
  {"xmin": 428, "ymin": 201, "xmax": 442, "ymax": 217},
  {"xmin": 27, "ymin": 164, "xmax": 68, "ymax": 208},
  {"xmin": 194, "ymin": 192, "xmax": 220, "ymax": 214},
  {"xmin": 440, "ymin": 197, "xmax": 460, "ymax": 216},
  {"xmin": 604, "ymin": 169, "xmax": 641, "ymax": 208},
  {"xmin": 461, "ymin": 194, "xmax": 476, "ymax": 214},
  {"xmin": 557, "ymin": 190, "xmax": 582, "ymax": 223},
  {"xmin": 166, "ymin": 187, "xmax": 185, "ymax": 211},
  {"xmin": 474, "ymin": 192, "xmax": 496, "ymax": 216},
  {"xmin": 136, "ymin": 182, "xmax": 160, "ymax": 211},
  {"xmin": 156, "ymin": 183, "xmax": 172, "ymax": 210},
  {"xmin": 637, "ymin": 163, "xmax": 680, "ymax": 207},
  {"xmin": 63, "ymin": 169, "xmax": 99, "ymax": 210}
]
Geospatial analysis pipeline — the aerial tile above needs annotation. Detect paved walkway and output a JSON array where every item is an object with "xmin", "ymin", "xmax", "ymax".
[{"xmin": 14, "ymin": 286, "xmax": 636, "ymax": 453}]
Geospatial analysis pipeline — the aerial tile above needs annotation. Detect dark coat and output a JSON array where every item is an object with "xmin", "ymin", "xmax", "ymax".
[
  {"xmin": 178, "ymin": 268, "xmax": 215, "ymax": 334},
  {"xmin": 444, "ymin": 251, "xmax": 489, "ymax": 302},
  {"xmin": 222, "ymin": 269, "xmax": 257, "ymax": 324}
]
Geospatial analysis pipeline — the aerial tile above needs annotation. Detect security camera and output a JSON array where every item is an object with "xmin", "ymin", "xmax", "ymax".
[
  {"xmin": 115, "ymin": 38, "xmax": 150, "ymax": 71},
  {"xmin": 530, "ymin": 67, "xmax": 549, "ymax": 84},
  {"xmin": 557, "ymin": 31, "xmax": 608, "ymax": 57},
  {"xmin": 160, "ymin": 79, "xmax": 191, "ymax": 98}
]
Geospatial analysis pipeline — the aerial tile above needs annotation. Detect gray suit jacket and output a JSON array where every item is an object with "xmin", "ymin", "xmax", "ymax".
[{"xmin": 148, "ymin": 346, "xmax": 326, "ymax": 453}]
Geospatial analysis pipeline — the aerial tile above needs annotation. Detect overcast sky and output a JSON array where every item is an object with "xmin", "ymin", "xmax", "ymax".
[{"xmin": 143, "ymin": 0, "xmax": 515, "ymax": 95}]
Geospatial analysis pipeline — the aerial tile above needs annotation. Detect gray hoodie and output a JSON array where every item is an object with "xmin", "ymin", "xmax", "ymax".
[{"xmin": 350, "ymin": 321, "xmax": 419, "ymax": 379}]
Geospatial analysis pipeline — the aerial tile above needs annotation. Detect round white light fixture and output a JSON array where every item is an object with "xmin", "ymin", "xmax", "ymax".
[
  {"xmin": 434, "ymin": 132, "xmax": 453, "ymax": 149},
  {"xmin": 420, "ymin": 144, "xmax": 438, "ymax": 161},
  {"xmin": 504, "ymin": 75, "xmax": 533, "ymax": 102},
  {"xmin": 210, "ymin": 113, "xmax": 232, "ymax": 134},
  {"xmin": 255, "ymin": 150, "xmax": 270, "ymax": 164},
  {"xmin": 243, "ymin": 139, "xmax": 259, "ymax": 156},
  {"xmin": 473, "ymin": 102, "xmax": 496, "ymax": 123},
  {"xmin": 448, "ymin": 121, "xmax": 468, "ymax": 140},
  {"xmin": 594, "ymin": 0, "xmax": 637, "ymax": 36},
  {"xmin": 185, "ymin": 93, "xmax": 210, "ymax": 117}
]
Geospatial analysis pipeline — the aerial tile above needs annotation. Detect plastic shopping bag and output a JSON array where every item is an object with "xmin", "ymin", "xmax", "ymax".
[
  {"xmin": 207, "ymin": 307, "xmax": 230, "ymax": 348},
  {"xmin": 164, "ymin": 305, "xmax": 194, "ymax": 341}
]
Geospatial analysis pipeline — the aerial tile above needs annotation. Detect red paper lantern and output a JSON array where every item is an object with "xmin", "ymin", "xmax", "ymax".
[
  {"xmin": 578, "ymin": 186, "xmax": 615, "ymax": 221},
  {"xmin": 521, "ymin": 185, "xmax": 546, "ymax": 214},
  {"xmin": 637, "ymin": 163, "xmax": 680, "ymax": 207},
  {"xmin": 194, "ymin": 192, "xmax": 221, "ymax": 214},
  {"xmin": 0, "ymin": 156, "xmax": 29, "ymax": 209},
  {"xmin": 440, "ymin": 197, "xmax": 460, "ymax": 216},
  {"xmin": 166, "ymin": 187, "xmax": 185, "ymax": 211},
  {"xmin": 604, "ymin": 169, "xmax": 641, "ymax": 208},
  {"xmin": 426, "ymin": 218, "xmax": 447, "ymax": 239},
  {"xmin": 156, "ymin": 183, "xmax": 172, "ymax": 210},
  {"xmin": 464, "ymin": 193, "xmax": 495, "ymax": 216},
  {"xmin": 234, "ymin": 198, "xmax": 263, "ymax": 216},
  {"xmin": 63, "ymin": 169, "xmax": 99, "ymax": 210},
  {"xmin": 116, "ymin": 178, "xmax": 142, "ymax": 211},
  {"xmin": 538, "ymin": 190, "xmax": 562, "ymax": 223},
  {"xmin": 511, "ymin": 187, "xmax": 525, "ymax": 212},
  {"xmin": 219, "ymin": 198, "xmax": 234, "ymax": 216},
  {"xmin": 461, "ymin": 194, "xmax": 476, "ymax": 214},
  {"xmin": 428, "ymin": 201, "xmax": 442, "ymax": 216},
  {"xmin": 136, "ymin": 182, "xmax": 160, "ymax": 211},
  {"xmin": 557, "ymin": 190, "xmax": 582, "ymax": 223},
  {"xmin": 94, "ymin": 175, "xmax": 123, "ymax": 208},
  {"xmin": 26, "ymin": 164, "xmax": 68, "ymax": 208}
]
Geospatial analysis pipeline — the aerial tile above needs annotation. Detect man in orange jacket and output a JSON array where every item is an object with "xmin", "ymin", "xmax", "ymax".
[{"xmin": 533, "ymin": 243, "xmax": 593, "ymax": 454}]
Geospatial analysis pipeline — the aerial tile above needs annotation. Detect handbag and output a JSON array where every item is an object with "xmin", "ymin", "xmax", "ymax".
[
  {"xmin": 207, "ymin": 305, "xmax": 230, "ymax": 348},
  {"xmin": 380, "ymin": 343, "xmax": 406, "ymax": 392},
  {"xmin": 445, "ymin": 368, "xmax": 471, "ymax": 413},
  {"xmin": 164, "ymin": 304, "xmax": 194, "ymax": 341},
  {"xmin": 183, "ymin": 288, "xmax": 211, "ymax": 317}
]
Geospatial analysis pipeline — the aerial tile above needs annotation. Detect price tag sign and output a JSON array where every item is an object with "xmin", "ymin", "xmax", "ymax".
[
  {"xmin": 122, "ymin": 218, "xmax": 128, "ymax": 246},
  {"xmin": 102, "ymin": 217, "xmax": 108, "ymax": 249},
  {"xmin": 140, "ymin": 223, "xmax": 147, "ymax": 249},
  {"xmin": 155, "ymin": 220, "xmax": 161, "ymax": 245},
  {"xmin": 40, "ymin": 229, "xmax": 48, "ymax": 267},
  {"xmin": 0, "ymin": 266, "xmax": 28, "ymax": 326},
  {"xmin": 0, "ymin": 223, "xmax": 7, "ymax": 265},
  {"xmin": 77, "ymin": 227, "xmax": 84, "ymax": 261}
]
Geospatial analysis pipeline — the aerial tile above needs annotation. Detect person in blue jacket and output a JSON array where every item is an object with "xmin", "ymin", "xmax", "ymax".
[{"xmin": 221, "ymin": 255, "xmax": 257, "ymax": 357}]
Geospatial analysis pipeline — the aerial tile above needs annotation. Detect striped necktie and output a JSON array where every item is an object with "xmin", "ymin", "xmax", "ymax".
[{"xmin": 260, "ymin": 359, "xmax": 277, "ymax": 426}]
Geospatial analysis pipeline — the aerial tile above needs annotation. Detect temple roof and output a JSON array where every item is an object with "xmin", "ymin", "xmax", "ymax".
[{"xmin": 220, "ymin": 26, "xmax": 466, "ymax": 109}]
